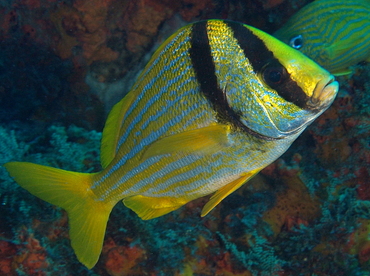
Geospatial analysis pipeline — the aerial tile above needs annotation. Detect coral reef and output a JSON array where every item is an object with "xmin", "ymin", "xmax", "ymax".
[{"xmin": 0, "ymin": 0, "xmax": 370, "ymax": 275}]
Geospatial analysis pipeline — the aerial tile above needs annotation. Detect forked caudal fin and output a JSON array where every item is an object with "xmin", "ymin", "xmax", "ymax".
[{"xmin": 4, "ymin": 162, "xmax": 114, "ymax": 269}]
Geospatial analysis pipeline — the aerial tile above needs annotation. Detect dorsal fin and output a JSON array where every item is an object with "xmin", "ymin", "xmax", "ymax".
[{"xmin": 100, "ymin": 91, "xmax": 136, "ymax": 168}]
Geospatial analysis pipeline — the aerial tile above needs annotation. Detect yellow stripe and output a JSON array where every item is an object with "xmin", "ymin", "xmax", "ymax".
[{"xmin": 92, "ymin": 26, "xmax": 215, "ymax": 201}]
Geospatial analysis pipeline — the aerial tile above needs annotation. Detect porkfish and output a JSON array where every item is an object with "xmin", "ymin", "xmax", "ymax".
[
  {"xmin": 4, "ymin": 20, "xmax": 338, "ymax": 268},
  {"xmin": 274, "ymin": 0, "xmax": 370, "ymax": 76}
]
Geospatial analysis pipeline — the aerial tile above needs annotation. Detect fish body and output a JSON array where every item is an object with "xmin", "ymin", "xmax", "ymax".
[
  {"xmin": 274, "ymin": 0, "xmax": 370, "ymax": 75},
  {"xmin": 4, "ymin": 20, "xmax": 338, "ymax": 268}
]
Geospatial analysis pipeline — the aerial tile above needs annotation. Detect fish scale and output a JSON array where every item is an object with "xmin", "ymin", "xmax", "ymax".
[
  {"xmin": 94, "ymin": 23, "xmax": 234, "ymax": 201},
  {"xmin": 4, "ymin": 20, "xmax": 338, "ymax": 268}
]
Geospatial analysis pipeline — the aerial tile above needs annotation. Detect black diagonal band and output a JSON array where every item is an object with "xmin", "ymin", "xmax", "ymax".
[{"xmin": 189, "ymin": 20, "xmax": 275, "ymax": 140}]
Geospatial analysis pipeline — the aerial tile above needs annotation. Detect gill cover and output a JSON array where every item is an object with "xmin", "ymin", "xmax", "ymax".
[{"xmin": 219, "ymin": 22, "xmax": 335, "ymax": 139}]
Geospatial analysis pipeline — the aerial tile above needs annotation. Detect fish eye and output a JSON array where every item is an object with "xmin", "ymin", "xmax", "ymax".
[
  {"xmin": 289, "ymin": 35, "xmax": 303, "ymax": 49},
  {"xmin": 262, "ymin": 64, "xmax": 288, "ymax": 87}
]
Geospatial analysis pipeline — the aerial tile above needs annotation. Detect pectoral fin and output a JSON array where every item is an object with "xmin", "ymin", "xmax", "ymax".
[
  {"xmin": 141, "ymin": 124, "xmax": 231, "ymax": 160},
  {"xmin": 201, "ymin": 169, "xmax": 260, "ymax": 217},
  {"xmin": 326, "ymin": 37, "xmax": 363, "ymax": 60},
  {"xmin": 123, "ymin": 195, "xmax": 188, "ymax": 220},
  {"xmin": 332, "ymin": 69, "xmax": 353, "ymax": 76}
]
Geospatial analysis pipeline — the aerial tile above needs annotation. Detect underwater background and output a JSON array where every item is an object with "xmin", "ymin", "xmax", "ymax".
[{"xmin": 0, "ymin": 0, "xmax": 369, "ymax": 275}]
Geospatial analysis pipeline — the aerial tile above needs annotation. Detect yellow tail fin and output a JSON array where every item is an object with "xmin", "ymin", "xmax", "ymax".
[{"xmin": 4, "ymin": 162, "xmax": 114, "ymax": 269}]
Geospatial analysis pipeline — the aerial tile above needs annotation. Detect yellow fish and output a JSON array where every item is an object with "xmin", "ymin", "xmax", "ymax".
[
  {"xmin": 274, "ymin": 0, "xmax": 370, "ymax": 76},
  {"xmin": 4, "ymin": 20, "xmax": 338, "ymax": 268}
]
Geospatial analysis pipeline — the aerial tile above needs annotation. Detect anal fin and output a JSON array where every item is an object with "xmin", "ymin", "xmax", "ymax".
[{"xmin": 201, "ymin": 169, "xmax": 260, "ymax": 217}]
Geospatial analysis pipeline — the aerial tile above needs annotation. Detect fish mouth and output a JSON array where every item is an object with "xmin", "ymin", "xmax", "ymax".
[{"xmin": 307, "ymin": 76, "xmax": 339, "ymax": 110}]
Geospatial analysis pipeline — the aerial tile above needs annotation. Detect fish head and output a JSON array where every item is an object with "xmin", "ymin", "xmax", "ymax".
[{"xmin": 225, "ymin": 25, "xmax": 338, "ymax": 139}]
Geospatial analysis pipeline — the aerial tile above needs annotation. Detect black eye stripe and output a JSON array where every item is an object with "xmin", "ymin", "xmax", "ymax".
[
  {"xmin": 225, "ymin": 20, "xmax": 309, "ymax": 109},
  {"xmin": 262, "ymin": 63, "xmax": 288, "ymax": 86}
]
